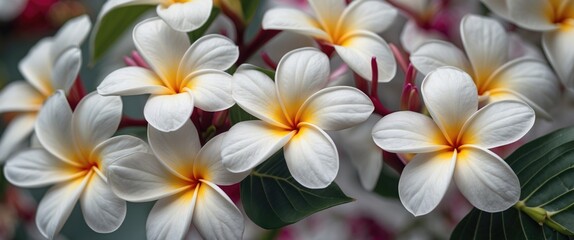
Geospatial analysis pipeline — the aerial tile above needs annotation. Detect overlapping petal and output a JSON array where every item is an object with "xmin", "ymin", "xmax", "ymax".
[
  {"xmin": 542, "ymin": 27, "xmax": 574, "ymax": 90},
  {"xmin": 0, "ymin": 82, "xmax": 44, "ymax": 113},
  {"xmin": 194, "ymin": 133, "xmax": 249, "ymax": 185},
  {"xmin": 178, "ymin": 34, "xmax": 238, "ymax": 75},
  {"xmin": 262, "ymin": 8, "xmax": 329, "ymax": 40},
  {"xmin": 308, "ymin": 0, "xmax": 346, "ymax": 34},
  {"xmin": 338, "ymin": 0, "xmax": 397, "ymax": 34},
  {"xmin": 507, "ymin": 0, "xmax": 558, "ymax": 31},
  {"xmin": 4, "ymin": 149, "xmax": 81, "ymax": 187},
  {"xmin": 81, "ymin": 173, "xmax": 126, "ymax": 233},
  {"xmin": 410, "ymin": 40, "xmax": 472, "ymax": 75},
  {"xmin": 193, "ymin": 181, "xmax": 244, "ymax": 239},
  {"xmin": 50, "ymin": 15, "xmax": 92, "ymax": 60},
  {"xmin": 92, "ymin": 135, "xmax": 151, "ymax": 172},
  {"xmin": 156, "ymin": 0, "xmax": 212, "ymax": 32},
  {"xmin": 147, "ymin": 188, "xmax": 197, "ymax": 240},
  {"xmin": 143, "ymin": 91, "xmax": 194, "ymax": 132},
  {"xmin": 183, "ymin": 70, "xmax": 234, "ymax": 112},
  {"xmin": 18, "ymin": 39, "xmax": 53, "ymax": 96},
  {"xmin": 51, "ymin": 47, "xmax": 82, "ymax": 93},
  {"xmin": 0, "ymin": 113, "xmax": 37, "ymax": 160},
  {"xmin": 97, "ymin": 67, "xmax": 169, "ymax": 95}
]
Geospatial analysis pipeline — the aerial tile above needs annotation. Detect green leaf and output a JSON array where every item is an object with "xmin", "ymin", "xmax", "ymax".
[
  {"xmin": 229, "ymin": 104, "xmax": 257, "ymax": 124},
  {"xmin": 90, "ymin": 5, "xmax": 154, "ymax": 63},
  {"xmin": 188, "ymin": 8, "xmax": 221, "ymax": 42},
  {"xmin": 451, "ymin": 127, "xmax": 574, "ymax": 239},
  {"xmin": 373, "ymin": 167, "xmax": 399, "ymax": 199},
  {"xmin": 240, "ymin": 0, "xmax": 260, "ymax": 22},
  {"xmin": 241, "ymin": 152, "xmax": 354, "ymax": 229},
  {"xmin": 0, "ymin": 166, "xmax": 6, "ymax": 199}
]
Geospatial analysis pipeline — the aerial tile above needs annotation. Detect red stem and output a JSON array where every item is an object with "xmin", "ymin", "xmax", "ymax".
[
  {"xmin": 353, "ymin": 73, "xmax": 369, "ymax": 95},
  {"xmin": 383, "ymin": 150, "xmax": 405, "ymax": 174},
  {"xmin": 237, "ymin": 29, "xmax": 281, "ymax": 64},
  {"xmin": 118, "ymin": 116, "xmax": 147, "ymax": 129},
  {"xmin": 386, "ymin": 0, "xmax": 430, "ymax": 29},
  {"xmin": 368, "ymin": 57, "xmax": 392, "ymax": 116},
  {"xmin": 390, "ymin": 43, "xmax": 409, "ymax": 74},
  {"xmin": 68, "ymin": 76, "xmax": 87, "ymax": 110},
  {"xmin": 261, "ymin": 51, "xmax": 278, "ymax": 70},
  {"xmin": 221, "ymin": 3, "xmax": 245, "ymax": 47}
]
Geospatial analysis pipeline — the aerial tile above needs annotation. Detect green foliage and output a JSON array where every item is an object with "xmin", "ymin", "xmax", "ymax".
[
  {"xmin": 91, "ymin": 5, "xmax": 154, "ymax": 63},
  {"xmin": 373, "ymin": 167, "xmax": 399, "ymax": 199},
  {"xmin": 240, "ymin": 0, "xmax": 261, "ymax": 23},
  {"xmin": 451, "ymin": 127, "xmax": 574, "ymax": 239},
  {"xmin": 241, "ymin": 152, "xmax": 354, "ymax": 229},
  {"xmin": 229, "ymin": 104, "xmax": 257, "ymax": 124},
  {"xmin": 188, "ymin": 8, "xmax": 221, "ymax": 42}
]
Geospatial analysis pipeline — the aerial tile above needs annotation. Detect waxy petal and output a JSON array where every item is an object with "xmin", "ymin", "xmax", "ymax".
[
  {"xmin": 133, "ymin": 18, "xmax": 190, "ymax": 87},
  {"xmin": 276, "ymin": 48, "xmax": 330, "ymax": 121},
  {"xmin": 0, "ymin": 113, "xmax": 36, "ymax": 161},
  {"xmin": 460, "ymin": 100, "xmax": 535, "ymax": 149},
  {"xmin": 81, "ymin": 173, "xmax": 126, "ymax": 233},
  {"xmin": 51, "ymin": 47, "xmax": 81, "ymax": 93},
  {"xmin": 222, "ymin": 120, "xmax": 295, "ymax": 173},
  {"xmin": 183, "ymin": 70, "xmax": 234, "ymax": 112},
  {"xmin": 334, "ymin": 31, "xmax": 396, "ymax": 82},
  {"xmin": 262, "ymin": 8, "xmax": 328, "ymax": 40},
  {"xmin": 461, "ymin": 15, "xmax": 508, "ymax": 86},
  {"xmin": 308, "ymin": 0, "xmax": 346, "ymax": 34},
  {"xmin": 143, "ymin": 91, "xmax": 194, "ymax": 132},
  {"xmin": 194, "ymin": 133, "xmax": 249, "ymax": 185},
  {"xmin": 148, "ymin": 120, "xmax": 201, "ymax": 180},
  {"xmin": 410, "ymin": 40, "xmax": 472, "ymax": 75},
  {"xmin": 19, "ymin": 39, "xmax": 53, "ymax": 96},
  {"xmin": 0, "ymin": 81, "xmax": 44, "ymax": 113},
  {"xmin": 399, "ymin": 150, "xmax": 456, "ymax": 216},
  {"xmin": 51, "ymin": 15, "xmax": 92, "ymax": 60},
  {"xmin": 98, "ymin": 67, "xmax": 170, "ymax": 96},
  {"xmin": 4, "ymin": 149, "xmax": 81, "ymax": 187},
  {"xmin": 284, "ymin": 123, "xmax": 338, "ymax": 189},
  {"xmin": 92, "ymin": 135, "xmax": 151, "ymax": 173},
  {"xmin": 147, "ymin": 188, "xmax": 197, "ymax": 240},
  {"xmin": 421, "ymin": 67, "xmax": 478, "ymax": 144},
  {"xmin": 372, "ymin": 111, "xmax": 450, "ymax": 153},
  {"xmin": 232, "ymin": 65, "xmax": 290, "ymax": 128},
  {"xmin": 454, "ymin": 146, "xmax": 520, "ymax": 212},
  {"xmin": 193, "ymin": 181, "xmax": 244, "ymax": 239},
  {"xmin": 156, "ymin": 0, "xmax": 212, "ymax": 32},
  {"xmin": 508, "ymin": 0, "xmax": 558, "ymax": 31},
  {"xmin": 108, "ymin": 152, "xmax": 189, "ymax": 202},
  {"xmin": 481, "ymin": 0, "xmax": 511, "ymax": 20},
  {"xmin": 338, "ymin": 0, "xmax": 397, "ymax": 34},
  {"xmin": 298, "ymin": 86, "xmax": 373, "ymax": 131},
  {"xmin": 401, "ymin": 21, "xmax": 446, "ymax": 53},
  {"xmin": 36, "ymin": 174, "xmax": 90, "ymax": 239},
  {"xmin": 178, "ymin": 34, "xmax": 238, "ymax": 76},
  {"xmin": 543, "ymin": 27, "xmax": 574, "ymax": 91},
  {"xmin": 72, "ymin": 92, "xmax": 122, "ymax": 154}
]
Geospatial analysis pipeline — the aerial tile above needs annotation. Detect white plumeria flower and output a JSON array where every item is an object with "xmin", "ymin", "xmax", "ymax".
[
  {"xmin": 222, "ymin": 48, "xmax": 374, "ymax": 189},
  {"xmin": 372, "ymin": 67, "xmax": 535, "ymax": 216},
  {"xmin": 482, "ymin": 0, "xmax": 574, "ymax": 92},
  {"xmin": 0, "ymin": 15, "xmax": 91, "ymax": 161},
  {"xmin": 94, "ymin": 0, "xmax": 213, "ymax": 32},
  {"xmin": 98, "ymin": 18, "xmax": 237, "ymax": 132},
  {"xmin": 0, "ymin": 0, "xmax": 27, "ymax": 21},
  {"xmin": 410, "ymin": 14, "xmax": 560, "ymax": 119},
  {"xmin": 262, "ymin": 0, "xmax": 398, "ymax": 82},
  {"xmin": 108, "ymin": 120, "xmax": 247, "ymax": 240},
  {"xmin": 3, "ymin": 91, "xmax": 150, "ymax": 239}
]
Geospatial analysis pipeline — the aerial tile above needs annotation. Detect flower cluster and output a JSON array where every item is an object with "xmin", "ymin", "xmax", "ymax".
[{"xmin": 0, "ymin": 0, "xmax": 570, "ymax": 239}]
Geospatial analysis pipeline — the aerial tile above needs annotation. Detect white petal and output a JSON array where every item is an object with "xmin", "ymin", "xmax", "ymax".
[
  {"xmin": 81, "ymin": 173, "xmax": 126, "ymax": 233},
  {"xmin": 284, "ymin": 123, "xmax": 338, "ymax": 189},
  {"xmin": 133, "ymin": 18, "xmax": 190, "ymax": 85},
  {"xmin": 147, "ymin": 188, "xmax": 197, "ymax": 240},
  {"xmin": 0, "ymin": 81, "xmax": 44, "ymax": 113},
  {"xmin": 398, "ymin": 150, "xmax": 456, "ymax": 216},
  {"xmin": 543, "ymin": 27, "xmax": 574, "ymax": 91},
  {"xmin": 372, "ymin": 111, "xmax": 450, "ymax": 153},
  {"xmin": 334, "ymin": 31, "xmax": 396, "ymax": 82},
  {"xmin": 193, "ymin": 181, "xmax": 244, "ymax": 239},
  {"xmin": 4, "ymin": 149, "xmax": 81, "ymax": 187},
  {"xmin": 51, "ymin": 47, "xmax": 81, "ymax": 93},
  {"xmin": 18, "ymin": 38, "xmax": 54, "ymax": 96},
  {"xmin": 486, "ymin": 58, "xmax": 560, "ymax": 118},
  {"xmin": 0, "ymin": 113, "xmax": 36, "ymax": 161},
  {"xmin": 72, "ymin": 92, "xmax": 122, "ymax": 153},
  {"xmin": 421, "ymin": 67, "xmax": 478, "ymax": 144},
  {"xmin": 232, "ymin": 64, "xmax": 290, "ymax": 128},
  {"xmin": 92, "ymin": 135, "xmax": 151, "ymax": 173},
  {"xmin": 338, "ymin": 0, "xmax": 397, "ymax": 33},
  {"xmin": 194, "ymin": 133, "xmax": 249, "ymax": 185},
  {"xmin": 35, "ymin": 90, "xmax": 78, "ymax": 166},
  {"xmin": 481, "ymin": 0, "xmax": 511, "ymax": 20},
  {"xmin": 461, "ymin": 15, "xmax": 508, "ymax": 86},
  {"xmin": 178, "ymin": 34, "xmax": 238, "ymax": 75},
  {"xmin": 508, "ymin": 0, "xmax": 558, "ymax": 31},
  {"xmin": 97, "ymin": 67, "xmax": 170, "ymax": 96},
  {"xmin": 276, "ymin": 48, "xmax": 330, "ymax": 119},
  {"xmin": 183, "ymin": 70, "xmax": 234, "ymax": 112},
  {"xmin": 148, "ymin": 119, "xmax": 200, "ymax": 180},
  {"xmin": 144, "ymin": 91, "xmax": 194, "ymax": 132},
  {"xmin": 308, "ymin": 0, "xmax": 346, "ymax": 34},
  {"xmin": 156, "ymin": 0, "xmax": 212, "ymax": 32},
  {"xmin": 108, "ymin": 152, "xmax": 189, "ymax": 202},
  {"xmin": 410, "ymin": 40, "xmax": 472, "ymax": 75},
  {"xmin": 262, "ymin": 8, "xmax": 329, "ymax": 39},
  {"xmin": 460, "ymin": 100, "xmax": 534, "ymax": 149},
  {"xmin": 51, "ymin": 15, "xmax": 92, "ymax": 59},
  {"xmin": 454, "ymin": 146, "xmax": 520, "ymax": 212},
  {"xmin": 298, "ymin": 86, "xmax": 373, "ymax": 131},
  {"xmin": 400, "ymin": 21, "xmax": 446, "ymax": 53},
  {"xmin": 36, "ymin": 175, "xmax": 90, "ymax": 239},
  {"xmin": 221, "ymin": 120, "xmax": 295, "ymax": 173}
]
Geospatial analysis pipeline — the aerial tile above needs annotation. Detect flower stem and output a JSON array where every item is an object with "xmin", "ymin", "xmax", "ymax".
[{"xmin": 118, "ymin": 116, "xmax": 147, "ymax": 129}]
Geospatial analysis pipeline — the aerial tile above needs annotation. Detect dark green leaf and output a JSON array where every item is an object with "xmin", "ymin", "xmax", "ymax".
[
  {"xmin": 240, "ymin": 0, "xmax": 261, "ymax": 22},
  {"xmin": 451, "ymin": 127, "xmax": 574, "ymax": 239},
  {"xmin": 373, "ymin": 167, "xmax": 399, "ymax": 199},
  {"xmin": 229, "ymin": 104, "xmax": 257, "ymax": 124},
  {"xmin": 90, "ymin": 5, "xmax": 154, "ymax": 63},
  {"xmin": 188, "ymin": 8, "xmax": 221, "ymax": 42},
  {"xmin": 0, "ymin": 166, "xmax": 6, "ymax": 199},
  {"xmin": 241, "ymin": 152, "xmax": 353, "ymax": 229}
]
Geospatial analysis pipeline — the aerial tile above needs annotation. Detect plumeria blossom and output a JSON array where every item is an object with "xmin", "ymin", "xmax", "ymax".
[
  {"xmin": 98, "ymin": 18, "xmax": 237, "ymax": 132},
  {"xmin": 94, "ymin": 0, "xmax": 213, "ymax": 32},
  {"xmin": 3, "ymin": 91, "xmax": 150, "ymax": 238},
  {"xmin": 222, "ymin": 48, "xmax": 374, "ymax": 189},
  {"xmin": 482, "ymin": 0, "xmax": 574, "ymax": 92},
  {"xmin": 262, "ymin": 0, "xmax": 398, "ymax": 82},
  {"xmin": 372, "ymin": 67, "xmax": 535, "ymax": 216},
  {"xmin": 410, "ymin": 14, "xmax": 560, "ymax": 119},
  {"xmin": 0, "ymin": 15, "xmax": 91, "ymax": 161},
  {"xmin": 108, "ymin": 120, "xmax": 247, "ymax": 240}
]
